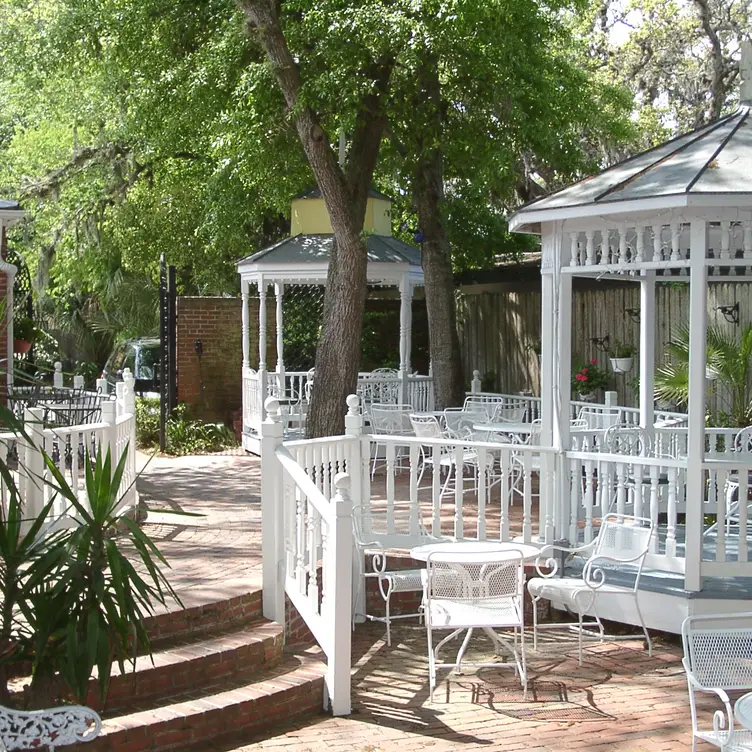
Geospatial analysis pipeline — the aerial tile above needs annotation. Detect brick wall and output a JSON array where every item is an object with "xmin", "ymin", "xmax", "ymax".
[{"xmin": 176, "ymin": 297, "xmax": 278, "ymax": 424}]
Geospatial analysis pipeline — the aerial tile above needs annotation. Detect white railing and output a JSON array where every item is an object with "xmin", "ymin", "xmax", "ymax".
[
  {"xmin": 260, "ymin": 399, "xmax": 353, "ymax": 716},
  {"xmin": 243, "ymin": 368, "xmax": 435, "ymax": 441},
  {"xmin": 0, "ymin": 374, "xmax": 138, "ymax": 533}
]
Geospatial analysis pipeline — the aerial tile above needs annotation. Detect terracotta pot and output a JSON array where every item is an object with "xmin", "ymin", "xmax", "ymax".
[{"xmin": 13, "ymin": 339, "xmax": 31, "ymax": 354}]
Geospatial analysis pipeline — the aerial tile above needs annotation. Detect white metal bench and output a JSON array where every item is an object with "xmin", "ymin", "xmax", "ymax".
[
  {"xmin": 682, "ymin": 612, "xmax": 752, "ymax": 752},
  {"xmin": 0, "ymin": 704, "xmax": 101, "ymax": 750}
]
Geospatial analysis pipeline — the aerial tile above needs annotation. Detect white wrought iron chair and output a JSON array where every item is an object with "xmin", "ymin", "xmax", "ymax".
[
  {"xmin": 463, "ymin": 394, "xmax": 505, "ymax": 412},
  {"xmin": 707, "ymin": 426, "xmax": 752, "ymax": 538},
  {"xmin": 352, "ymin": 503, "xmax": 434, "ymax": 646},
  {"xmin": 424, "ymin": 548, "xmax": 527, "ymax": 699},
  {"xmin": 490, "ymin": 403, "xmax": 527, "ymax": 424},
  {"xmin": 409, "ymin": 413, "xmax": 493, "ymax": 499},
  {"xmin": 681, "ymin": 612, "xmax": 752, "ymax": 752},
  {"xmin": 576, "ymin": 406, "xmax": 622, "ymax": 431},
  {"xmin": 528, "ymin": 514, "xmax": 654, "ymax": 666},
  {"xmin": 443, "ymin": 406, "xmax": 490, "ymax": 440},
  {"xmin": 369, "ymin": 403, "xmax": 414, "ymax": 479}
]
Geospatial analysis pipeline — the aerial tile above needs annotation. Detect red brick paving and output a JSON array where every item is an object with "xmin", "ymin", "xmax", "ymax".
[{"xmin": 132, "ymin": 452, "xmax": 710, "ymax": 752}]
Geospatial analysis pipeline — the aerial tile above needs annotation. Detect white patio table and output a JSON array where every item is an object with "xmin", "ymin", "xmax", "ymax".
[{"xmin": 472, "ymin": 422, "xmax": 535, "ymax": 442}]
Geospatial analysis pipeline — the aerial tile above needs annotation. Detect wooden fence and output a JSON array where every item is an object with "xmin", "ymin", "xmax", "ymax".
[{"xmin": 456, "ymin": 279, "xmax": 749, "ymax": 410}]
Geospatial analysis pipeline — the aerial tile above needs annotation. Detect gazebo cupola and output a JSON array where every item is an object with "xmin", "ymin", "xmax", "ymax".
[
  {"xmin": 508, "ymin": 42, "xmax": 752, "ymax": 594},
  {"xmin": 236, "ymin": 187, "xmax": 425, "ymax": 451}
]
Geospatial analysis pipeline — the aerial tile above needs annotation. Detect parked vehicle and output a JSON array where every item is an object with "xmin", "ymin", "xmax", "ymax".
[{"xmin": 102, "ymin": 338, "xmax": 160, "ymax": 396}]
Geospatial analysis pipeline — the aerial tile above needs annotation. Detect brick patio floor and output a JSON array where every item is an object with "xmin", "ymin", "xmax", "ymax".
[
  {"xmin": 217, "ymin": 620, "xmax": 705, "ymax": 752},
  {"xmin": 136, "ymin": 452, "xmax": 713, "ymax": 752}
]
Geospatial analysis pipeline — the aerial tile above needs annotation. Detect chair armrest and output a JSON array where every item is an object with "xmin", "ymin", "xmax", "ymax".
[
  {"xmin": 581, "ymin": 552, "xmax": 648, "ymax": 589},
  {"xmin": 532, "ymin": 541, "xmax": 595, "ymax": 578}
]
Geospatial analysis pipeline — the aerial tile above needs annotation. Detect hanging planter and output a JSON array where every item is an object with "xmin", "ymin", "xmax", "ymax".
[
  {"xmin": 13, "ymin": 339, "xmax": 31, "ymax": 355},
  {"xmin": 610, "ymin": 356, "xmax": 634, "ymax": 374},
  {"xmin": 608, "ymin": 341, "xmax": 635, "ymax": 374},
  {"xmin": 576, "ymin": 391, "xmax": 596, "ymax": 402}
]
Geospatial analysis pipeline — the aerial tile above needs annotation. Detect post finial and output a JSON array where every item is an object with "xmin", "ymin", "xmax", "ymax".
[
  {"xmin": 264, "ymin": 397, "xmax": 280, "ymax": 419},
  {"xmin": 345, "ymin": 394, "xmax": 360, "ymax": 415},
  {"xmin": 741, "ymin": 40, "xmax": 752, "ymax": 106}
]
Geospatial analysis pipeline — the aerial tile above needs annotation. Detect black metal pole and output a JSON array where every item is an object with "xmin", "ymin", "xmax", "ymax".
[
  {"xmin": 159, "ymin": 255, "xmax": 167, "ymax": 452},
  {"xmin": 167, "ymin": 265, "xmax": 177, "ymax": 413}
]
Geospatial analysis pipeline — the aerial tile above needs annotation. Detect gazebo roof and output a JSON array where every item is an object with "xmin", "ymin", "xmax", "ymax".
[
  {"xmin": 0, "ymin": 198, "xmax": 24, "ymax": 222},
  {"xmin": 510, "ymin": 106, "xmax": 752, "ymax": 233},
  {"xmin": 236, "ymin": 233, "xmax": 424, "ymax": 286}
]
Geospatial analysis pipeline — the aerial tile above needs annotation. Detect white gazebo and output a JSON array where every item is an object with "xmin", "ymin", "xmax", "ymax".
[
  {"xmin": 508, "ymin": 57, "xmax": 752, "ymax": 625},
  {"xmin": 237, "ymin": 188, "xmax": 431, "ymax": 453}
]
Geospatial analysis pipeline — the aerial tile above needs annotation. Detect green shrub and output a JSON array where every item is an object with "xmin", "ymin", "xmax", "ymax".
[
  {"xmin": 166, "ymin": 404, "xmax": 237, "ymax": 456},
  {"xmin": 135, "ymin": 397, "xmax": 160, "ymax": 448}
]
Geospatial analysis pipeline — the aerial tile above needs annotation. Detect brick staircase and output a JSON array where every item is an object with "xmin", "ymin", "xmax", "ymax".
[{"xmin": 60, "ymin": 590, "xmax": 326, "ymax": 751}]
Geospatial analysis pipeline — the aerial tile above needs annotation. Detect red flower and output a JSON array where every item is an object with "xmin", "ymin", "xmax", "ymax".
[
  {"xmin": 590, "ymin": 359, "xmax": 598, "ymax": 365},
  {"xmin": 582, "ymin": 367, "xmax": 588, "ymax": 373},
  {"xmin": 575, "ymin": 373, "xmax": 586, "ymax": 382}
]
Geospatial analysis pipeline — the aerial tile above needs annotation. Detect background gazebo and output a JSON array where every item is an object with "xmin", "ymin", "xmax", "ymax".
[
  {"xmin": 0, "ymin": 198, "xmax": 25, "ymax": 391},
  {"xmin": 236, "ymin": 188, "xmax": 431, "ymax": 452}
]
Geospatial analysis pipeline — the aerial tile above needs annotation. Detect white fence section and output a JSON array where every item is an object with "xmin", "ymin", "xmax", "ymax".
[
  {"xmin": 260, "ymin": 397, "xmax": 357, "ymax": 717},
  {"xmin": 0, "ymin": 374, "xmax": 138, "ymax": 533},
  {"xmin": 243, "ymin": 368, "xmax": 435, "ymax": 449}
]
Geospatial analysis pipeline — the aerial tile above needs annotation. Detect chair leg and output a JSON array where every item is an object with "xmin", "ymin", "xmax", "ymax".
[
  {"xmin": 385, "ymin": 592, "xmax": 392, "ymax": 647},
  {"xmin": 578, "ymin": 612, "xmax": 584, "ymax": 667},
  {"xmin": 427, "ymin": 622, "xmax": 436, "ymax": 700},
  {"xmin": 532, "ymin": 596, "xmax": 539, "ymax": 652},
  {"xmin": 633, "ymin": 593, "xmax": 652, "ymax": 657}
]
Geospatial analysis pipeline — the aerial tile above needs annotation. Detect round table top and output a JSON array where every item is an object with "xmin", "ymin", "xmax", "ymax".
[
  {"xmin": 473, "ymin": 422, "xmax": 534, "ymax": 435},
  {"xmin": 410, "ymin": 540, "xmax": 541, "ymax": 564},
  {"xmin": 735, "ymin": 692, "xmax": 752, "ymax": 730}
]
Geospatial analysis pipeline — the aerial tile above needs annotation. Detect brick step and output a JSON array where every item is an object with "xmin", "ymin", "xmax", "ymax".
[
  {"xmin": 88, "ymin": 618, "xmax": 285, "ymax": 714},
  {"xmin": 63, "ymin": 649, "xmax": 327, "ymax": 752},
  {"xmin": 145, "ymin": 591, "xmax": 263, "ymax": 647}
]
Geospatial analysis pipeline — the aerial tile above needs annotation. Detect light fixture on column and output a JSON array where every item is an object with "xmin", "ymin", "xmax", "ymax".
[
  {"xmin": 716, "ymin": 302, "xmax": 740, "ymax": 325},
  {"xmin": 590, "ymin": 335, "xmax": 610, "ymax": 352},
  {"xmin": 625, "ymin": 307, "xmax": 640, "ymax": 323}
]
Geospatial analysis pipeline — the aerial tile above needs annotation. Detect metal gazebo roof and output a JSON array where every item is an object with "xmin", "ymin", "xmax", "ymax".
[
  {"xmin": 236, "ymin": 233, "xmax": 424, "ymax": 286},
  {"xmin": 510, "ymin": 106, "xmax": 752, "ymax": 233}
]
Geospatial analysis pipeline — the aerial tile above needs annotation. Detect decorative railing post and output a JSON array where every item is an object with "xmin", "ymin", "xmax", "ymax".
[
  {"xmin": 101, "ymin": 399, "xmax": 117, "ymax": 468},
  {"xmin": 53, "ymin": 362, "xmax": 64, "ymax": 389},
  {"xmin": 73, "ymin": 375, "xmax": 84, "ymax": 389},
  {"xmin": 122, "ymin": 369, "xmax": 136, "ymax": 415},
  {"xmin": 96, "ymin": 377, "xmax": 108, "ymax": 396},
  {"xmin": 471, "ymin": 370, "xmax": 481, "ymax": 394},
  {"xmin": 344, "ymin": 394, "xmax": 365, "ymax": 623},
  {"xmin": 261, "ymin": 397, "xmax": 285, "ymax": 624},
  {"xmin": 23, "ymin": 407, "xmax": 45, "ymax": 529},
  {"xmin": 325, "ymin": 472, "xmax": 353, "ymax": 716}
]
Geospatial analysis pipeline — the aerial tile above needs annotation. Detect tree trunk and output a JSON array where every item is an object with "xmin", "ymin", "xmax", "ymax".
[
  {"xmin": 237, "ymin": 0, "xmax": 390, "ymax": 436},
  {"xmin": 413, "ymin": 61, "xmax": 464, "ymax": 410}
]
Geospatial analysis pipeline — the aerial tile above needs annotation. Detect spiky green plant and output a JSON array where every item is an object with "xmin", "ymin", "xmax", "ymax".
[{"xmin": 655, "ymin": 324, "xmax": 752, "ymax": 427}]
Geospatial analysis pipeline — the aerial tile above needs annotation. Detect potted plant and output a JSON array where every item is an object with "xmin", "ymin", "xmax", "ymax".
[
  {"xmin": 13, "ymin": 317, "xmax": 37, "ymax": 355},
  {"xmin": 609, "ymin": 341, "xmax": 635, "ymax": 374},
  {"xmin": 572, "ymin": 359, "xmax": 609, "ymax": 400}
]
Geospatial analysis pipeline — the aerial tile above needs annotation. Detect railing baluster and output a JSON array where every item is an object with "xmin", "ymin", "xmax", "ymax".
[
  {"xmin": 431, "ymin": 445, "xmax": 441, "ymax": 537},
  {"xmin": 666, "ymin": 467, "xmax": 678, "ymax": 558},
  {"xmin": 522, "ymin": 450, "xmax": 532, "ymax": 543},
  {"xmin": 454, "ymin": 444, "xmax": 463, "ymax": 539},
  {"xmin": 386, "ymin": 441, "xmax": 395, "ymax": 535},
  {"xmin": 569, "ymin": 458, "xmax": 579, "ymax": 544},
  {"xmin": 583, "ymin": 459, "xmax": 594, "ymax": 544},
  {"xmin": 649, "ymin": 466, "xmax": 660, "ymax": 553},
  {"xmin": 716, "ymin": 468, "xmax": 727, "ymax": 563},
  {"xmin": 477, "ymin": 446, "xmax": 487, "ymax": 540},
  {"xmin": 739, "ymin": 468, "xmax": 749, "ymax": 563},
  {"xmin": 499, "ymin": 449, "xmax": 510, "ymax": 542}
]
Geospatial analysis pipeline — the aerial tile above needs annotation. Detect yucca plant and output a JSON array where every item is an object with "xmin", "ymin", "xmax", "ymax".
[
  {"xmin": 26, "ymin": 446, "xmax": 180, "ymax": 704},
  {"xmin": 655, "ymin": 324, "xmax": 752, "ymax": 427}
]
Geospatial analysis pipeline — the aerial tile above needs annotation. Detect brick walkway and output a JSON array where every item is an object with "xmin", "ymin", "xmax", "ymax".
[
  {"xmin": 135, "ymin": 451, "xmax": 263, "ymax": 610},
  {"xmin": 136, "ymin": 453, "xmax": 707, "ymax": 752},
  {"xmin": 227, "ymin": 622, "xmax": 698, "ymax": 752}
]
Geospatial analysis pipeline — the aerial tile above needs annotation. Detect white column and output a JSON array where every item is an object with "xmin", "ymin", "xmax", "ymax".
[
  {"xmin": 274, "ymin": 282, "xmax": 285, "ymax": 396},
  {"xmin": 685, "ymin": 220, "xmax": 708, "ymax": 592},
  {"xmin": 540, "ymin": 269, "xmax": 556, "ymax": 543},
  {"xmin": 639, "ymin": 272, "xmax": 656, "ymax": 436},
  {"xmin": 398, "ymin": 276, "xmax": 413, "ymax": 405},
  {"xmin": 258, "ymin": 281, "xmax": 267, "ymax": 371},
  {"xmin": 241, "ymin": 279, "xmax": 250, "ymax": 369},
  {"xmin": 555, "ymin": 269, "xmax": 573, "ymax": 541}
]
